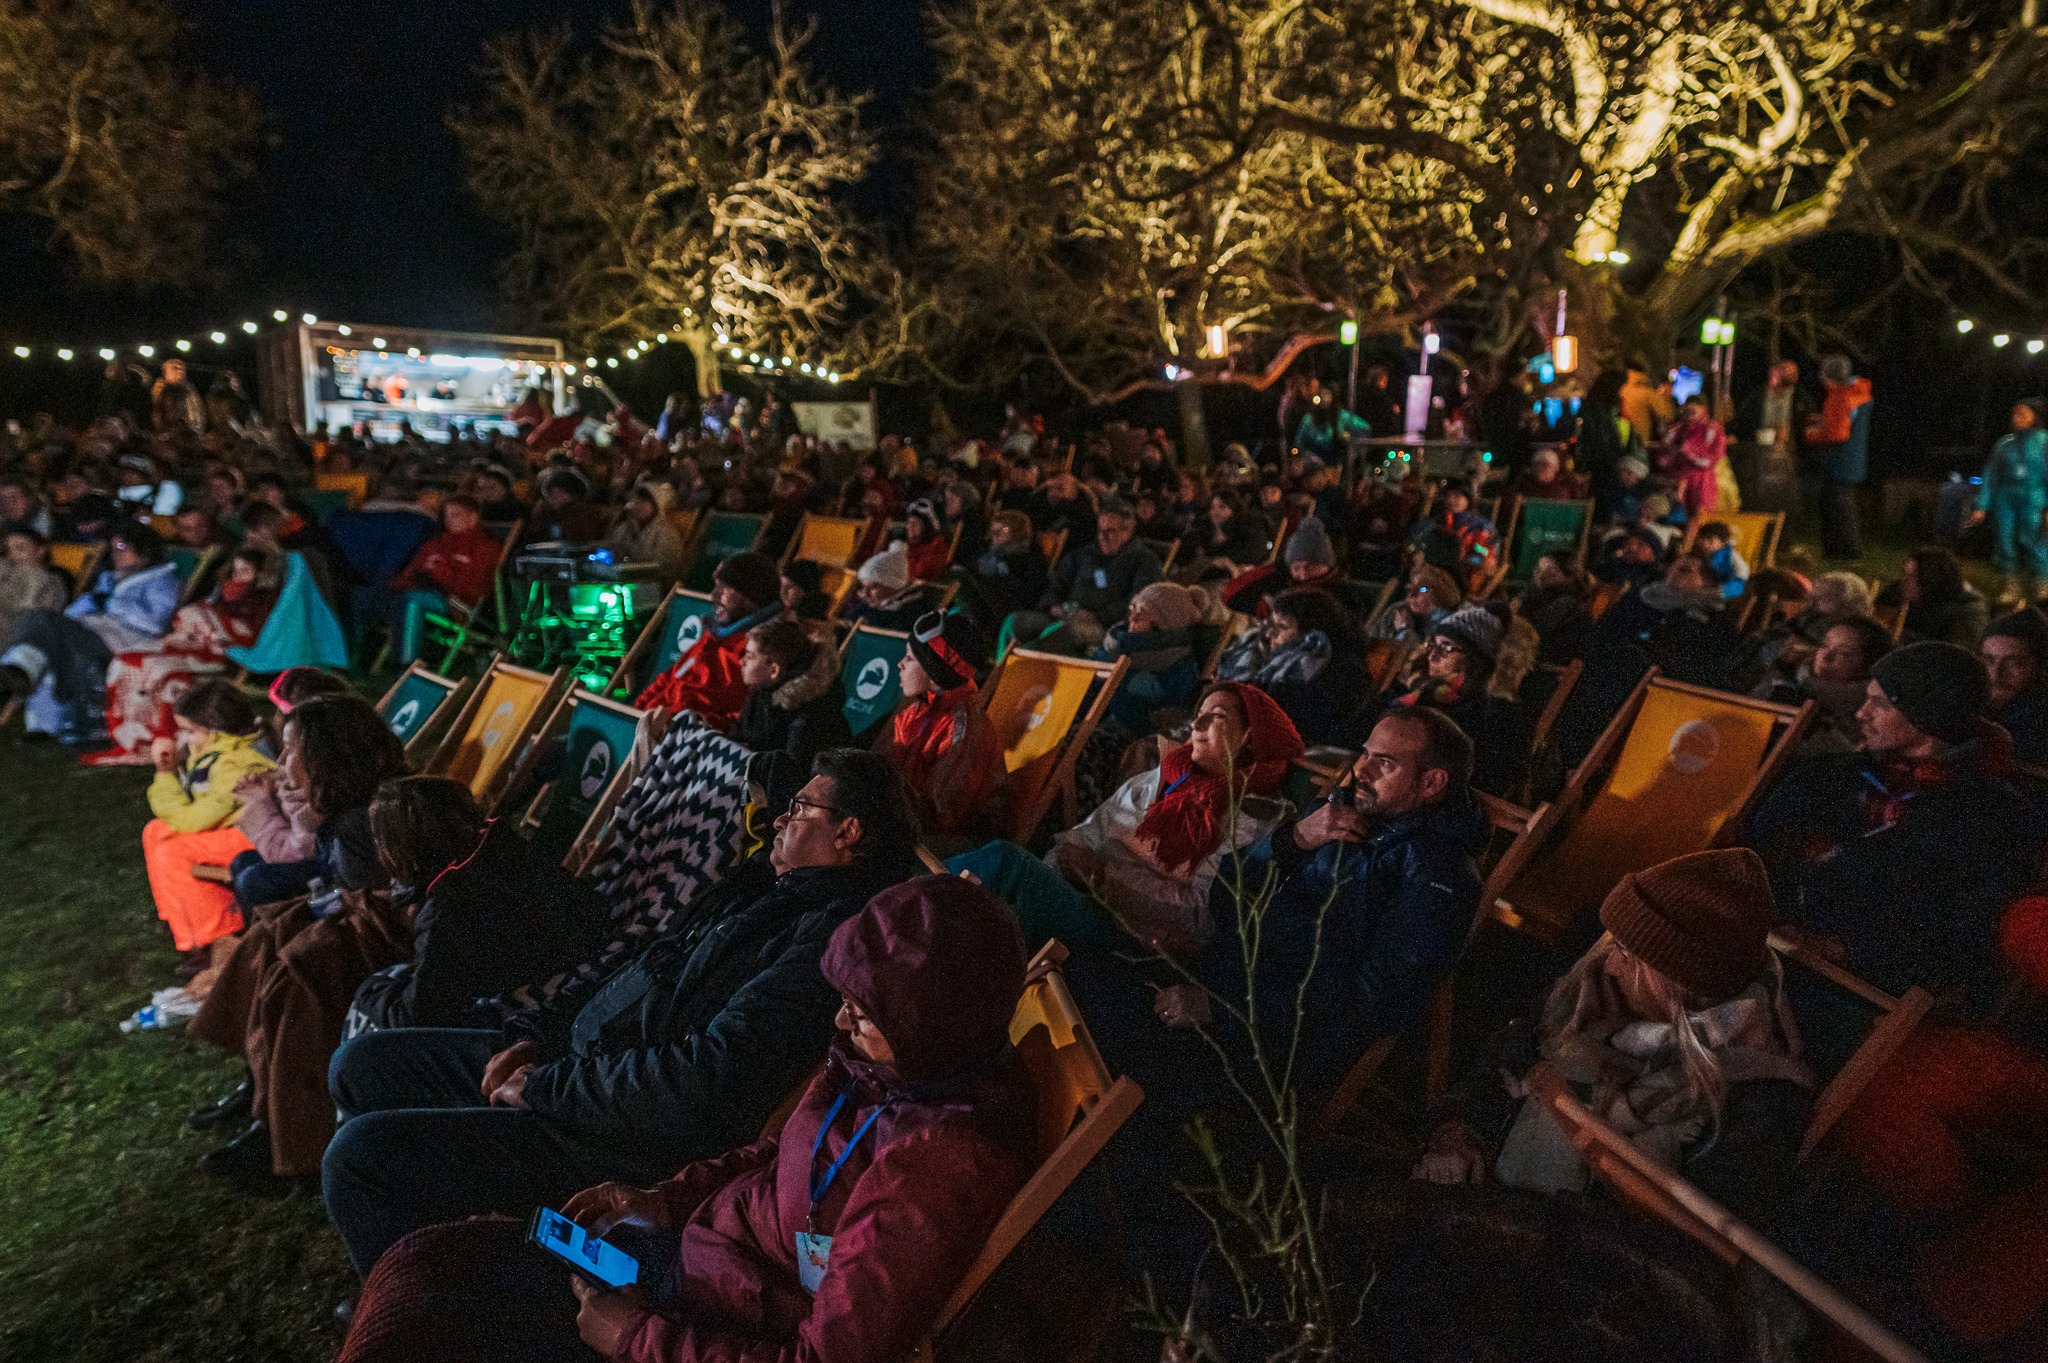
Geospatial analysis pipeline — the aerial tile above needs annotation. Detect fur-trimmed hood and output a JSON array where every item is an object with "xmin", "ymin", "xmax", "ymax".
[{"xmin": 772, "ymin": 634, "xmax": 842, "ymax": 711}]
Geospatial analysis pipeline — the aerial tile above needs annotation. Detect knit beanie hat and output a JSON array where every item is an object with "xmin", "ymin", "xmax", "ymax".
[
  {"xmin": 859, "ymin": 541, "xmax": 912, "ymax": 590},
  {"xmin": 1598, "ymin": 848, "xmax": 1773, "ymax": 1002},
  {"xmin": 1532, "ymin": 448, "xmax": 1561, "ymax": 470},
  {"xmin": 1618, "ymin": 456, "xmax": 1650, "ymax": 480},
  {"xmin": 1871, "ymin": 641, "xmax": 1991, "ymax": 743},
  {"xmin": 1984, "ymin": 607, "xmax": 2048, "ymax": 663},
  {"xmin": 713, "ymin": 551, "xmax": 781, "ymax": 609},
  {"xmin": 908, "ymin": 611, "xmax": 981, "ymax": 691},
  {"xmin": 1130, "ymin": 581, "xmax": 1206, "ymax": 633},
  {"xmin": 1432, "ymin": 605, "xmax": 1504, "ymax": 667},
  {"xmin": 1284, "ymin": 517, "xmax": 1336, "ymax": 569}
]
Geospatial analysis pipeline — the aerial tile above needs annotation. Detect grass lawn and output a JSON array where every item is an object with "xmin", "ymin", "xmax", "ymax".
[{"xmin": 0, "ymin": 739, "xmax": 348, "ymax": 1363}]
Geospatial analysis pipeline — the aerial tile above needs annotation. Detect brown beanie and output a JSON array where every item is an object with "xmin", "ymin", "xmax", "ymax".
[{"xmin": 1597, "ymin": 848, "xmax": 1773, "ymax": 1003}]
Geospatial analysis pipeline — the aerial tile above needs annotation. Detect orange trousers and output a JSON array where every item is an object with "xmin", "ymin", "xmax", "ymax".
[{"xmin": 141, "ymin": 820, "xmax": 254, "ymax": 952}]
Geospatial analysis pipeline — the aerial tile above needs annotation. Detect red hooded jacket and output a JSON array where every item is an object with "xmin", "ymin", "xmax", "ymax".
[
  {"xmin": 617, "ymin": 877, "xmax": 1038, "ymax": 1363},
  {"xmin": 636, "ymin": 607, "xmax": 778, "ymax": 731},
  {"xmin": 876, "ymin": 682, "xmax": 1004, "ymax": 837},
  {"xmin": 392, "ymin": 526, "xmax": 501, "ymax": 609}
]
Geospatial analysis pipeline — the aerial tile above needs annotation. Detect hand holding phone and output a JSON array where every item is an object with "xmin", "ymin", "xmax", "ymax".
[{"xmin": 528, "ymin": 1206, "xmax": 640, "ymax": 1289}]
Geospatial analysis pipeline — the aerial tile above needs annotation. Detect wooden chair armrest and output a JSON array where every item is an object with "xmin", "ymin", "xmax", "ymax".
[{"xmin": 190, "ymin": 863, "xmax": 233, "ymax": 884}]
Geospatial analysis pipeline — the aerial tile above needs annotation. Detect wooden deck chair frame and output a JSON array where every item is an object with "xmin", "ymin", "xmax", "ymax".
[
  {"xmin": 1141, "ymin": 536, "xmax": 1181, "ymax": 573},
  {"xmin": 515, "ymin": 687, "xmax": 665, "ymax": 876},
  {"xmin": 1679, "ymin": 509, "xmax": 1784, "ymax": 571},
  {"xmin": 1491, "ymin": 671, "xmax": 1814, "ymax": 943},
  {"xmin": 1201, "ymin": 612, "xmax": 1252, "ymax": 681},
  {"xmin": 1587, "ymin": 578, "xmax": 1628, "ymax": 621},
  {"xmin": 374, "ymin": 660, "xmax": 476, "ymax": 762},
  {"xmin": 49, "ymin": 541, "xmax": 103, "ymax": 602},
  {"xmin": 781, "ymin": 511, "xmax": 868, "ymax": 569},
  {"xmin": 1488, "ymin": 496, "xmax": 1593, "ymax": 594},
  {"xmin": 1872, "ymin": 589, "xmax": 1908, "ymax": 643},
  {"xmin": 426, "ymin": 655, "xmax": 569, "ymax": 816},
  {"xmin": 1357, "ymin": 577, "xmax": 1397, "ymax": 624},
  {"xmin": 605, "ymin": 585, "xmax": 716, "ymax": 695},
  {"xmin": 1310, "ymin": 793, "xmax": 1554, "ymax": 1141},
  {"xmin": 1526, "ymin": 1062, "xmax": 1932, "ymax": 1363},
  {"xmin": 1526, "ymin": 658, "xmax": 1583, "ymax": 763},
  {"xmin": 908, "ymin": 938, "xmax": 1145, "ymax": 1359},
  {"xmin": 664, "ymin": 506, "xmax": 701, "ymax": 548},
  {"xmin": 1035, "ymin": 526, "xmax": 1070, "ymax": 569},
  {"xmin": 1365, "ymin": 637, "xmax": 1421, "ymax": 695},
  {"xmin": 1767, "ymin": 932, "xmax": 1936, "ymax": 1163},
  {"xmin": 172, "ymin": 544, "xmax": 222, "ymax": 606},
  {"xmin": 1482, "ymin": 495, "xmax": 1523, "ymax": 590},
  {"xmin": 979, "ymin": 648, "xmax": 1130, "ymax": 842}
]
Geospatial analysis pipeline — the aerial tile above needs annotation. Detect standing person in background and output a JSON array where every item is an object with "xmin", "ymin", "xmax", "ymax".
[
  {"xmin": 1806, "ymin": 355, "xmax": 1872, "ymax": 561},
  {"xmin": 151, "ymin": 359, "xmax": 206, "ymax": 435},
  {"xmin": 1757, "ymin": 360, "xmax": 1803, "ymax": 454},
  {"xmin": 1971, "ymin": 399, "xmax": 2048, "ymax": 608},
  {"xmin": 1657, "ymin": 397, "xmax": 1727, "ymax": 517}
]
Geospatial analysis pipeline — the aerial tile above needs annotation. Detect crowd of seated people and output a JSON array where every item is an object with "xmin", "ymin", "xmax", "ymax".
[{"xmin": 18, "ymin": 371, "xmax": 2048, "ymax": 1361}]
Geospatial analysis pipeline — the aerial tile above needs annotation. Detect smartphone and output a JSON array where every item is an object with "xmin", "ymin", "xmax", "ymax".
[
  {"xmin": 1325, "ymin": 786, "xmax": 1353, "ymax": 809},
  {"xmin": 527, "ymin": 1206, "xmax": 641, "ymax": 1289}
]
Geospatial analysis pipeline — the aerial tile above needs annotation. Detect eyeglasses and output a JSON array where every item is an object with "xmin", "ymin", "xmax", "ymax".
[
  {"xmin": 1426, "ymin": 637, "xmax": 1466, "ymax": 657},
  {"xmin": 785, "ymin": 794, "xmax": 846, "ymax": 822}
]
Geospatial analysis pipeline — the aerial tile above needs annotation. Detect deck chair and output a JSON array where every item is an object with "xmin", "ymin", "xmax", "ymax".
[
  {"xmin": 518, "ymin": 689, "xmax": 661, "ymax": 872},
  {"xmin": 1768, "ymin": 934, "xmax": 1936, "ymax": 1164},
  {"xmin": 1587, "ymin": 578, "xmax": 1627, "ymax": 621},
  {"xmin": 315, "ymin": 470, "xmax": 371, "ymax": 508},
  {"xmin": 1201, "ymin": 613, "xmax": 1252, "ymax": 681},
  {"xmin": 1310, "ymin": 793, "xmax": 1554, "ymax": 1141},
  {"xmin": 980, "ymin": 648, "xmax": 1129, "ymax": 842},
  {"xmin": 1141, "ymin": 536, "xmax": 1182, "ymax": 573},
  {"xmin": 682, "ymin": 512, "xmax": 768, "ymax": 591},
  {"xmin": 167, "ymin": 545, "xmax": 221, "ymax": 606},
  {"xmin": 1682, "ymin": 510, "xmax": 1784, "ymax": 571},
  {"xmin": 606, "ymin": 586, "xmax": 719, "ymax": 698},
  {"xmin": 374, "ymin": 661, "xmax": 473, "ymax": 761},
  {"xmin": 782, "ymin": 512, "xmax": 867, "ymax": 569},
  {"xmin": 1526, "ymin": 658, "xmax": 1583, "ymax": 763},
  {"xmin": 664, "ymin": 506, "xmax": 701, "ymax": 549},
  {"xmin": 1525, "ymin": 1063, "xmax": 1932, "ymax": 1363},
  {"xmin": 1036, "ymin": 526, "xmax": 1070, "ymax": 569},
  {"xmin": 1873, "ymin": 591, "xmax": 1908, "ymax": 642},
  {"xmin": 427, "ymin": 656, "xmax": 566, "ymax": 814},
  {"xmin": 1496, "ymin": 497, "xmax": 1593, "ymax": 590},
  {"xmin": 906, "ymin": 939, "xmax": 1145, "ymax": 1361},
  {"xmin": 1492, "ymin": 671, "xmax": 1814, "ymax": 944},
  {"xmin": 839, "ymin": 622, "xmax": 911, "ymax": 738},
  {"xmin": 298, "ymin": 488, "xmax": 352, "ymax": 525},
  {"xmin": 416, "ymin": 518, "xmax": 526, "ymax": 673},
  {"xmin": 1283, "ymin": 748, "xmax": 1355, "ymax": 811},
  {"xmin": 49, "ymin": 541, "xmax": 102, "ymax": 599},
  {"xmin": 1365, "ymin": 637, "xmax": 1419, "ymax": 693}
]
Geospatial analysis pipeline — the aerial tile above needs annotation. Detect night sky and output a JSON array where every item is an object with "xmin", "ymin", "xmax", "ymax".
[{"xmin": 4, "ymin": 0, "xmax": 927, "ymax": 338}]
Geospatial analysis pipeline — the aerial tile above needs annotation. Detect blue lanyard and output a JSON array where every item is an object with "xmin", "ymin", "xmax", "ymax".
[
  {"xmin": 1159, "ymin": 771, "xmax": 1192, "ymax": 799},
  {"xmin": 808, "ymin": 1092, "xmax": 886, "ymax": 1226}
]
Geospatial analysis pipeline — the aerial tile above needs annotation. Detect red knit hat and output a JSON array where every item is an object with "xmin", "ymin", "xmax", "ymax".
[{"xmin": 1598, "ymin": 849, "xmax": 1773, "ymax": 1002}]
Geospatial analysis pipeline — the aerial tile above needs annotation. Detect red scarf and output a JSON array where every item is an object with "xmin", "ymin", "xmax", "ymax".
[{"xmin": 1134, "ymin": 682, "xmax": 1303, "ymax": 873}]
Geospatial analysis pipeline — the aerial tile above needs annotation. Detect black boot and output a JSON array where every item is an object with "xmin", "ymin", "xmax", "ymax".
[
  {"xmin": 197, "ymin": 1120, "xmax": 284, "ymax": 1192},
  {"xmin": 187, "ymin": 1078, "xmax": 253, "ymax": 1131},
  {"xmin": 173, "ymin": 947, "xmax": 213, "ymax": 981}
]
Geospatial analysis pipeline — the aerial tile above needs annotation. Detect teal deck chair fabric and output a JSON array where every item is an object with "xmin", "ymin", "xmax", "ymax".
[
  {"xmin": 379, "ymin": 669, "xmax": 460, "ymax": 747},
  {"xmin": 299, "ymin": 489, "xmax": 352, "ymax": 525},
  {"xmin": 634, "ymin": 592, "xmax": 719, "ymax": 695},
  {"xmin": 1509, "ymin": 499, "xmax": 1591, "ymax": 582},
  {"xmin": 226, "ymin": 552, "xmax": 349, "ymax": 674},
  {"xmin": 528, "ymin": 695, "xmax": 642, "ymax": 865},
  {"xmin": 841, "ymin": 625, "xmax": 909, "ymax": 737},
  {"xmin": 682, "ymin": 513, "xmax": 767, "ymax": 592}
]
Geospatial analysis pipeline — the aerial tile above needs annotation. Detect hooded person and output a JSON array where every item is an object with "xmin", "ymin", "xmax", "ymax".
[
  {"xmin": 875, "ymin": 612, "xmax": 1004, "ymax": 843},
  {"xmin": 733, "ymin": 616, "xmax": 852, "ymax": 773},
  {"xmin": 841, "ymin": 542, "xmax": 923, "ymax": 632},
  {"xmin": 1092, "ymin": 581, "xmax": 1211, "ymax": 733},
  {"xmin": 951, "ymin": 681, "xmax": 1305, "ymax": 959},
  {"xmin": 1419, "ymin": 849, "xmax": 1814, "ymax": 1233},
  {"xmin": 1982, "ymin": 607, "xmax": 2048, "ymax": 763},
  {"xmin": 1219, "ymin": 516, "xmax": 1353, "ymax": 616},
  {"xmin": 606, "ymin": 481, "xmax": 689, "ymax": 586},
  {"xmin": 335, "ymin": 876, "xmax": 1039, "ymax": 1363},
  {"xmin": 900, "ymin": 499, "xmax": 952, "ymax": 582},
  {"xmin": 635, "ymin": 552, "xmax": 783, "ymax": 731}
]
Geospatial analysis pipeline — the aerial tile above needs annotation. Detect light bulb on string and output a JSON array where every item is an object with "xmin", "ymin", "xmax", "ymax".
[
  {"xmin": 99, "ymin": 348, "xmax": 115, "ymax": 360},
  {"xmin": 176, "ymin": 339, "xmax": 192, "ymax": 352},
  {"xmin": 210, "ymin": 331, "xmax": 227, "ymax": 344},
  {"xmin": 138, "ymin": 345, "xmax": 155, "ymax": 358},
  {"xmin": 302, "ymin": 313, "xmax": 318, "ymax": 325},
  {"xmin": 2030, "ymin": 340, "xmax": 2045, "ymax": 355},
  {"xmin": 1995, "ymin": 333, "xmax": 2012, "ymax": 348},
  {"xmin": 273, "ymin": 310, "xmax": 288, "ymax": 322},
  {"xmin": 11, "ymin": 346, "xmax": 27, "ymax": 359},
  {"xmin": 57, "ymin": 349, "xmax": 72, "ymax": 361},
  {"xmin": 1957, "ymin": 319, "xmax": 1975, "ymax": 334},
  {"xmin": 241, "ymin": 321, "xmax": 258, "ymax": 334}
]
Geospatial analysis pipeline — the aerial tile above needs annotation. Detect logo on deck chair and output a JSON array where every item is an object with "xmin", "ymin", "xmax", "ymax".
[
  {"xmin": 854, "ymin": 657, "xmax": 890, "ymax": 701},
  {"xmin": 675, "ymin": 613, "xmax": 706, "ymax": 654},
  {"xmin": 480, "ymin": 700, "xmax": 516, "ymax": 753},
  {"xmin": 1024, "ymin": 686, "xmax": 1055, "ymax": 732},
  {"xmin": 1667, "ymin": 719, "xmax": 1722, "ymax": 776},
  {"xmin": 578, "ymin": 739, "xmax": 615, "ymax": 799},
  {"xmin": 389, "ymin": 699, "xmax": 421, "ymax": 736}
]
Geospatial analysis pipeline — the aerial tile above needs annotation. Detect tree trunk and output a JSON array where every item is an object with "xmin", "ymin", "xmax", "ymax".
[
  {"xmin": 682, "ymin": 329, "xmax": 722, "ymax": 400},
  {"xmin": 1176, "ymin": 379, "xmax": 1211, "ymax": 468}
]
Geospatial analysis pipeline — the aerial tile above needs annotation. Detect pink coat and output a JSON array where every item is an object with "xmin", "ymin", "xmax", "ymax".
[{"xmin": 1659, "ymin": 416, "xmax": 1726, "ymax": 515}]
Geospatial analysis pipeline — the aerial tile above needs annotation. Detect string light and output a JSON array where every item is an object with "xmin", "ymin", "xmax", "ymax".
[
  {"xmin": 210, "ymin": 331, "xmax": 227, "ymax": 344},
  {"xmin": 1957, "ymin": 319, "xmax": 1975, "ymax": 333},
  {"xmin": 137, "ymin": 345, "xmax": 155, "ymax": 358},
  {"xmin": 272, "ymin": 310, "xmax": 288, "ymax": 322},
  {"xmin": 2030, "ymin": 340, "xmax": 2045, "ymax": 355},
  {"xmin": 176, "ymin": 339, "xmax": 192, "ymax": 352},
  {"xmin": 240, "ymin": 321, "xmax": 258, "ymax": 334},
  {"xmin": 57, "ymin": 349, "xmax": 72, "ymax": 361},
  {"xmin": 1995, "ymin": 333, "xmax": 2012, "ymax": 347},
  {"xmin": 98, "ymin": 348, "xmax": 115, "ymax": 360},
  {"xmin": 11, "ymin": 346, "xmax": 27, "ymax": 359}
]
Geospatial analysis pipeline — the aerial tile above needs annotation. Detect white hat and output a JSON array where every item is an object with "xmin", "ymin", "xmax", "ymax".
[{"xmin": 858, "ymin": 541, "xmax": 911, "ymax": 590}]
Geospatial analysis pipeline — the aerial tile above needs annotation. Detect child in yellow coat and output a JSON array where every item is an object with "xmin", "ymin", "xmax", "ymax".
[{"xmin": 141, "ymin": 679, "xmax": 275, "ymax": 974}]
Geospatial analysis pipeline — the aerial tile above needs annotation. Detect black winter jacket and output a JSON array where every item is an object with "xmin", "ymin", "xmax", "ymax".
[
  {"xmin": 1039, "ymin": 539, "xmax": 1162, "ymax": 622},
  {"xmin": 504, "ymin": 850, "xmax": 915, "ymax": 1172},
  {"xmin": 731, "ymin": 639, "xmax": 851, "ymax": 771},
  {"xmin": 350, "ymin": 822, "xmax": 610, "ymax": 1031}
]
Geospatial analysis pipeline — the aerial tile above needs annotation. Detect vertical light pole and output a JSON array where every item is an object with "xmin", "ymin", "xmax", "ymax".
[{"xmin": 1341, "ymin": 318, "xmax": 1359, "ymax": 411}]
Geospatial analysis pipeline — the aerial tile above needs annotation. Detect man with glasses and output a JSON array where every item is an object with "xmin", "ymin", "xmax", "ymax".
[
  {"xmin": 0, "ymin": 520, "xmax": 180, "ymax": 744},
  {"xmin": 322, "ymin": 748, "xmax": 922, "ymax": 1281}
]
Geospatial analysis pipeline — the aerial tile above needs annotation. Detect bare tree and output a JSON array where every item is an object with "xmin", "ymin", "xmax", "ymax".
[
  {"xmin": 453, "ymin": 0, "xmax": 883, "ymax": 399},
  {"xmin": 0, "ymin": 0, "xmax": 254, "ymax": 288}
]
